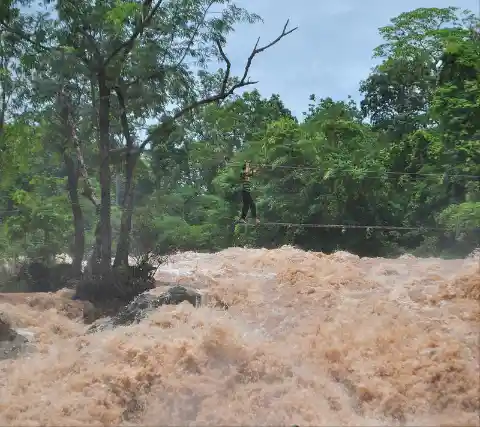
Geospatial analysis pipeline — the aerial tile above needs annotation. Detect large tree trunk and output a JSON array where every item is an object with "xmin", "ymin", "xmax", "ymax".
[
  {"xmin": 64, "ymin": 154, "xmax": 85, "ymax": 276},
  {"xmin": 113, "ymin": 84, "xmax": 136, "ymax": 268},
  {"xmin": 113, "ymin": 159, "xmax": 136, "ymax": 267},
  {"xmin": 97, "ymin": 72, "xmax": 112, "ymax": 274},
  {"xmin": 57, "ymin": 88, "xmax": 85, "ymax": 277},
  {"xmin": 87, "ymin": 219, "xmax": 102, "ymax": 274},
  {"xmin": 0, "ymin": 82, "xmax": 5, "ymax": 137},
  {"xmin": 84, "ymin": 73, "xmax": 102, "ymax": 273},
  {"xmin": 0, "ymin": 55, "xmax": 7, "ymax": 138}
]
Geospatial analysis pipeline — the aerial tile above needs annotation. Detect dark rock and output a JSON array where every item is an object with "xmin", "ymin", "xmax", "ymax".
[
  {"xmin": 0, "ymin": 316, "xmax": 13, "ymax": 341},
  {"xmin": 0, "ymin": 317, "xmax": 31, "ymax": 360},
  {"xmin": 87, "ymin": 285, "xmax": 203, "ymax": 333},
  {"xmin": 74, "ymin": 266, "xmax": 156, "ymax": 307},
  {"xmin": 50, "ymin": 263, "xmax": 79, "ymax": 286}
]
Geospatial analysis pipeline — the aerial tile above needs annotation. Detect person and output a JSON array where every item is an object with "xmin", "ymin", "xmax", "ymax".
[{"xmin": 237, "ymin": 161, "xmax": 260, "ymax": 224}]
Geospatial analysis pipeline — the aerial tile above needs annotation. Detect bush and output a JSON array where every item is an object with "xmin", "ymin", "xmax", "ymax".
[
  {"xmin": 74, "ymin": 253, "xmax": 164, "ymax": 312},
  {"xmin": 0, "ymin": 260, "xmax": 78, "ymax": 293}
]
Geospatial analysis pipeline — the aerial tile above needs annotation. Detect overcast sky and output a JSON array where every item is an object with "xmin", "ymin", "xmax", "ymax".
[
  {"xmin": 23, "ymin": 0, "xmax": 479, "ymax": 118},
  {"xmin": 223, "ymin": 0, "xmax": 479, "ymax": 116}
]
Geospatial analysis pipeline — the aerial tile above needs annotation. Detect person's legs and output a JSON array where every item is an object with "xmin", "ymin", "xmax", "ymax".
[
  {"xmin": 243, "ymin": 191, "xmax": 259, "ymax": 223},
  {"xmin": 240, "ymin": 190, "xmax": 250, "ymax": 220},
  {"xmin": 250, "ymin": 196, "xmax": 257, "ymax": 220}
]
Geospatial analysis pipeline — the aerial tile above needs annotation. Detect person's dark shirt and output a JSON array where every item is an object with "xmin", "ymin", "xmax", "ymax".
[{"xmin": 240, "ymin": 170, "xmax": 253, "ymax": 192}]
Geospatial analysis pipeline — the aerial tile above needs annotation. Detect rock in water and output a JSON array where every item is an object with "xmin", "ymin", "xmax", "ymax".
[
  {"xmin": 87, "ymin": 285, "xmax": 203, "ymax": 333},
  {"xmin": 0, "ymin": 317, "xmax": 31, "ymax": 360}
]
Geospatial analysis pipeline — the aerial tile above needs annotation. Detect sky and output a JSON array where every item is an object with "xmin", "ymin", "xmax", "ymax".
[
  {"xmin": 22, "ymin": 0, "xmax": 479, "ymax": 118},
  {"xmin": 223, "ymin": 0, "xmax": 480, "ymax": 116}
]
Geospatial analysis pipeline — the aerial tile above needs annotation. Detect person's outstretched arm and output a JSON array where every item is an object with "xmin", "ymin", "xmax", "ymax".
[{"xmin": 246, "ymin": 162, "xmax": 258, "ymax": 176}]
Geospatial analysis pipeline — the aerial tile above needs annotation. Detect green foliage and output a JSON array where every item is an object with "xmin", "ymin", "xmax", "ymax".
[
  {"xmin": 0, "ymin": 119, "xmax": 74, "ymax": 261},
  {"xmin": 437, "ymin": 202, "xmax": 480, "ymax": 231},
  {"xmin": 0, "ymin": 3, "xmax": 479, "ymax": 268},
  {"xmin": 3, "ymin": 184, "xmax": 72, "ymax": 260},
  {"xmin": 131, "ymin": 189, "xmax": 232, "ymax": 254},
  {"xmin": 373, "ymin": 7, "xmax": 473, "ymax": 60},
  {"xmin": 0, "ymin": 122, "xmax": 43, "ymax": 188}
]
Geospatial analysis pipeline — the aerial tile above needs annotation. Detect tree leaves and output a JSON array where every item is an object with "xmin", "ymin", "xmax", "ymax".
[
  {"xmin": 0, "ymin": 4, "xmax": 478, "ymax": 262},
  {"xmin": 106, "ymin": 0, "xmax": 141, "ymax": 31}
]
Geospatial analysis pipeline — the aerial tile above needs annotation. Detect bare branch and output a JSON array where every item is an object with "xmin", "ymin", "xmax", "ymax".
[
  {"xmin": 136, "ymin": 79, "xmax": 258, "ymax": 153},
  {"xmin": 104, "ymin": 0, "xmax": 165, "ymax": 66},
  {"xmin": 211, "ymin": 19, "xmax": 298, "ymax": 101},
  {"xmin": 215, "ymin": 40, "xmax": 231, "ymax": 96},
  {"xmin": 114, "ymin": 19, "xmax": 297, "ymax": 156},
  {"xmin": 237, "ymin": 19, "xmax": 298, "ymax": 87}
]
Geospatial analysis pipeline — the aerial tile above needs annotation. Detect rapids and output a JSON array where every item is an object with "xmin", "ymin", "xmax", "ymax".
[{"xmin": 0, "ymin": 246, "xmax": 479, "ymax": 426}]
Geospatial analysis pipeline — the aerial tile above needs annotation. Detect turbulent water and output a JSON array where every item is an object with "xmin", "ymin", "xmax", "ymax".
[{"xmin": 1, "ymin": 246, "xmax": 479, "ymax": 426}]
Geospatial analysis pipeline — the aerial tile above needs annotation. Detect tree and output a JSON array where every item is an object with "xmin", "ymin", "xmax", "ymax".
[
  {"xmin": 360, "ymin": 7, "xmax": 476, "ymax": 137},
  {"xmin": 433, "ymin": 25, "xmax": 480, "ymax": 249},
  {"xmin": 1, "ymin": 4, "xmax": 479, "ymax": 293},
  {"xmin": 358, "ymin": 7, "xmax": 479, "ymax": 254},
  {"xmin": 1, "ymin": 0, "xmax": 297, "ymax": 274}
]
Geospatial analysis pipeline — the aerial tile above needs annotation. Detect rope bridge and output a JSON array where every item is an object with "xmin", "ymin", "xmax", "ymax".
[
  {"xmin": 224, "ymin": 161, "xmax": 480, "ymax": 180},
  {"xmin": 237, "ymin": 222, "xmax": 477, "ymax": 232}
]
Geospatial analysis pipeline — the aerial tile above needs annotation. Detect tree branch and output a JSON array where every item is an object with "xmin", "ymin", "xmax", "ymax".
[
  {"xmin": 56, "ymin": 84, "xmax": 100, "ymax": 211},
  {"xmin": 78, "ymin": 24, "xmax": 101, "ymax": 59},
  {"xmin": 142, "ymin": 20, "xmax": 297, "ymax": 151},
  {"xmin": 173, "ymin": 0, "xmax": 216, "ymax": 69},
  {"xmin": 104, "ymin": 0, "xmax": 165, "ymax": 66},
  {"xmin": 238, "ymin": 19, "xmax": 298, "ymax": 85},
  {"xmin": 123, "ymin": 0, "xmax": 215, "ymax": 89},
  {"xmin": 0, "ymin": 20, "xmax": 50, "ymax": 52},
  {"xmin": 64, "ymin": 33, "xmax": 94, "ymax": 70},
  {"xmin": 124, "ymin": 68, "xmax": 167, "ymax": 87},
  {"xmin": 110, "ymin": 19, "xmax": 297, "ymax": 157},
  {"xmin": 113, "ymin": 82, "xmax": 136, "ymax": 207},
  {"xmin": 113, "ymin": 83, "xmax": 135, "ymax": 152},
  {"xmin": 215, "ymin": 40, "xmax": 232, "ymax": 97},
  {"xmin": 0, "ymin": 19, "xmax": 93, "ymax": 69}
]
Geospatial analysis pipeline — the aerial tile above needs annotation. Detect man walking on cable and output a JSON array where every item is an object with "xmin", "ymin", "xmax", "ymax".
[{"xmin": 237, "ymin": 161, "xmax": 260, "ymax": 225}]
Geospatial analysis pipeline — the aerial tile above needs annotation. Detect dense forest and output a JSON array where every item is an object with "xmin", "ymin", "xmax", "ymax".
[{"xmin": 0, "ymin": 1, "xmax": 479, "ymax": 294}]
